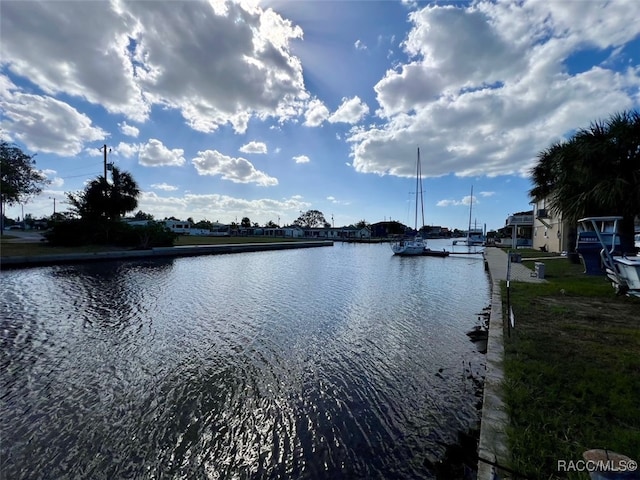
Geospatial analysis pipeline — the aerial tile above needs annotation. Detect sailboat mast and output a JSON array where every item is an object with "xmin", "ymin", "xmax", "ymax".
[
  {"xmin": 467, "ymin": 186, "xmax": 473, "ymax": 243},
  {"xmin": 420, "ymin": 150, "xmax": 425, "ymax": 230},
  {"xmin": 414, "ymin": 148, "xmax": 419, "ymax": 231}
]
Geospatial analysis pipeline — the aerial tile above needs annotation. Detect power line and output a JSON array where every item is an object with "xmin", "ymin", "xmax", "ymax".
[{"xmin": 59, "ymin": 171, "xmax": 102, "ymax": 179}]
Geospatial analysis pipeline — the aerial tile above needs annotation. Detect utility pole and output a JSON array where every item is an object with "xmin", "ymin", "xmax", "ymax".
[{"xmin": 101, "ymin": 144, "xmax": 113, "ymax": 179}]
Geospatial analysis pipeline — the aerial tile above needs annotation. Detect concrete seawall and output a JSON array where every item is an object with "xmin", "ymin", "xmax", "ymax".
[
  {"xmin": 477, "ymin": 248, "xmax": 546, "ymax": 479},
  {"xmin": 1, "ymin": 241, "xmax": 334, "ymax": 269}
]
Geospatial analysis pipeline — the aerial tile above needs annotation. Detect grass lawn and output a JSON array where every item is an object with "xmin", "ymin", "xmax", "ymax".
[
  {"xmin": 0, "ymin": 235, "xmax": 305, "ymax": 258},
  {"xmin": 503, "ymin": 257, "xmax": 640, "ymax": 479}
]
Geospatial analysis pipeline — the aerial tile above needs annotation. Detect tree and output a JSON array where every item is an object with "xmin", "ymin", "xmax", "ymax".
[
  {"xmin": 294, "ymin": 209, "xmax": 329, "ymax": 228},
  {"xmin": 194, "ymin": 219, "xmax": 213, "ymax": 230},
  {"xmin": 241, "ymin": 217, "xmax": 251, "ymax": 228},
  {"xmin": 0, "ymin": 141, "xmax": 49, "ymax": 231},
  {"xmin": 355, "ymin": 219, "xmax": 369, "ymax": 229},
  {"xmin": 265, "ymin": 220, "xmax": 278, "ymax": 228},
  {"xmin": 67, "ymin": 166, "xmax": 140, "ymax": 221},
  {"xmin": 530, "ymin": 110, "xmax": 640, "ymax": 252},
  {"xmin": 134, "ymin": 210, "xmax": 154, "ymax": 221}
]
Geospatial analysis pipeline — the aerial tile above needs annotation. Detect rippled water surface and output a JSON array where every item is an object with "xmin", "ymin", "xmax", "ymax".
[{"xmin": 1, "ymin": 241, "xmax": 490, "ymax": 479}]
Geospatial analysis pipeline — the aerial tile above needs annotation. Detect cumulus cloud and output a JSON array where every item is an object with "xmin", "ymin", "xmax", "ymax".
[
  {"xmin": 0, "ymin": 0, "xmax": 309, "ymax": 135},
  {"xmin": 348, "ymin": 1, "xmax": 640, "ymax": 180},
  {"xmin": 304, "ymin": 99, "xmax": 330, "ymax": 127},
  {"xmin": 119, "ymin": 121, "xmax": 139, "ymax": 138},
  {"xmin": 138, "ymin": 139, "xmax": 185, "ymax": 167},
  {"xmin": 0, "ymin": 76, "xmax": 106, "ymax": 155},
  {"xmin": 151, "ymin": 183, "xmax": 179, "ymax": 192},
  {"xmin": 192, "ymin": 150, "xmax": 278, "ymax": 186},
  {"xmin": 328, "ymin": 96, "xmax": 369, "ymax": 124},
  {"xmin": 293, "ymin": 155, "xmax": 310, "ymax": 164},
  {"xmin": 239, "ymin": 141, "xmax": 268, "ymax": 154},
  {"xmin": 41, "ymin": 169, "xmax": 64, "ymax": 188},
  {"xmin": 137, "ymin": 191, "xmax": 308, "ymax": 223},
  {"xmin": 437, "ymin": 194, "xmax": 477, "ymax": 207},
  {"xmin": 115, "ymin": 142, "xmax": 140, "ymax": 158}
]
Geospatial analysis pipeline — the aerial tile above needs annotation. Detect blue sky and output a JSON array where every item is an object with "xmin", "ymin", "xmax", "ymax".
[{"xmin": 2, "ymin": 0, "xmax": 639, "ymax": 231}]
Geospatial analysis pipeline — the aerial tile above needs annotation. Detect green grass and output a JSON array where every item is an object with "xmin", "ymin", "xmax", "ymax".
[
  {"xmin": 502, "ymin": 257, "xmax": 640, "ymax": 479},
  {"xmin": 0, "ymin": 235, "xmax": 307, "ymax": 258}
]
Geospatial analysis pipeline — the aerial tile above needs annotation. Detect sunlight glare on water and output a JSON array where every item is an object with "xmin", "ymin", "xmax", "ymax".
[{"xmin": 1, "ymin": 241, "xmax": 490, "ymax": 479}]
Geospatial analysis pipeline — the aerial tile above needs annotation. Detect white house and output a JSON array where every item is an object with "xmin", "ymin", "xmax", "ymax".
[{"xmin": 303, "ymin": 226, "xmax": 371, "ymax": 240}]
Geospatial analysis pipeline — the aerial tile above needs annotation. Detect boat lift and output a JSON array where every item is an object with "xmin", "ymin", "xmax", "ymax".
[{"xmin": 577, "ymin": 216, "xmax": 640, "ymax": 297}]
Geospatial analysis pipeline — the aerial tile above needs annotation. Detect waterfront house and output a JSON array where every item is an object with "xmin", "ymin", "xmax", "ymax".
[
  {"xmin": 530, "ymin": 200, "xmax": 573, "ymax": 253},
  {"xmin": 503, "ymin": 210, "xmax": 534, "ymax": 249},
  {"xmin": 303, "ymin": 226, "xmax": 371, "ymax": 240},
  {"xmin": 283, "ymin": 226, "xmax": 304, "ymax": 238}
]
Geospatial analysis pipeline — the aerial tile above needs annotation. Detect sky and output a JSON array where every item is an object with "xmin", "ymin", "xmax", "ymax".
[{"xmin": 2, "ymin": 0, "xmax": 640, "ymax": 231}]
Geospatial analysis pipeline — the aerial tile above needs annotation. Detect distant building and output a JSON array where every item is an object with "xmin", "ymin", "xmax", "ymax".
[
  {"xmin": 370, "ymin": 221, "xmax": 406, "ymax": 238},
  {"xmin": 303, "ymin": 226, "xmax": 370, "ymax": 240}
]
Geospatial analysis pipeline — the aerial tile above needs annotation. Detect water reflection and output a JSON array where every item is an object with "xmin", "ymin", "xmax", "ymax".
[{"xmin": 1, "ymin": 242, "xmax": 489, "ymax": 479}]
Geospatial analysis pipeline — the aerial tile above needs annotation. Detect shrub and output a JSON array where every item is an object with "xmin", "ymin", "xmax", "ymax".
[{"xmin": 45, "ymin": 220, "xmax": 176, "ymax": 248}]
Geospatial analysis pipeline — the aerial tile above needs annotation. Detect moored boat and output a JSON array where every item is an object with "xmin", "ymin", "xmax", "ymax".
[
  {"xmin": 391, "ymin": 147, "xmax": 429, "ymax": 256},
  {"xmin": 577, "ymin": 216, "xmax": 640, "ymax": 297}
]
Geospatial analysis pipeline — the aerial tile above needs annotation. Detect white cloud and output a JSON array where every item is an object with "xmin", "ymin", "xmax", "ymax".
[
  {"xmin": 115, "ymin": 142, "xmax": 140, "ymax": 158},
  {"xmin": 151, "ymin": 182, "xmax": 178, "ymax": 191},
  {"xmin": 304, "ymin": 99, "xmax": 330, "ymax": 127},
  {"xmin": 41, "ymin": 169, "xmax": 64, "ymax": 188},
  {"xmin": 0, "ymin": 76, "xmax": 106, "ymax": 156},
  {"xmin": 0, "ymin": 1, "xmax": 309, "ymax": 135},
  {"xmin": 239, "ymin": 141, "xmax": 268, "ymax": 154},
  {"xmin": 436, "ymin": 194, "xmax": 478, "ymax": 207},
  {"xmin": 480, "ymin": 191, "xmax": 495, "ymax": 197},
  {"xmin": 0, "ymin": 3, "xmax": 149, "ymax": 121},
  {"xmin": 293, "ymin": 155, "xmax": 310, "ymax": 164},
  {"xmin": 348, "ymin": 1, "xmax": 640, "ymax": 180},
  {"xmin": 192, "ymin": 150, "xmax": 278, "ymax": 186},
  {"xmin": 138, "ymin": 191, "xmax": 308, "ymax": 223},
  {"xmin": 327, "ymin": 196, "xmax": 349, "ymax": 205},
  {"xmin": 355, "ymin": 39, "xmax": 367, "ymax": 51},
  {"xmin": 118, "ymin": 121, "xmax": 139, "ymax": 138},
  {"xmin": 138, "ymin": 139, "xmax": 185, "ymax": 167},
  {"xmin": 329, "ymin": 96, "xmax": 369, "ymax": 124}
]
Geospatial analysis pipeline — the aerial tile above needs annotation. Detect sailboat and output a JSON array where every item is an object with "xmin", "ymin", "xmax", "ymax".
[
  {"xmin": 453, "ymin": 186, "xmax": 485, "ymax": 247},
  {"xmin": 391, "ymin": 148, "xmax": 434, "ymax": 256}
]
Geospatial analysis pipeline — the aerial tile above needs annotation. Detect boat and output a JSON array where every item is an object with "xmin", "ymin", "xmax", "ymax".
[
  {"xmin": 391, "ymin": 148, "xmax": 429, "ymax": 256},
  {"xmin": 577, "ymin": 216, "xmax": 640, "ymax": 297},
  {"xmin": 452, "ymin": 186, "xmax": 485, "ymax": 248}
]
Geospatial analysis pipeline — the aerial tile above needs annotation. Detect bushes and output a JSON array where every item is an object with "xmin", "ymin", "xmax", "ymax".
[{"xmin": 45, "ymin": 220, "xmax": 176, "ymax": 248}]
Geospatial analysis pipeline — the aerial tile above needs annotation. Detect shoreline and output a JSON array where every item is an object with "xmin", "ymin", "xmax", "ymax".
[{"xmin": 0, "ymin": 240, "xmax": 334, "ymax": 269}]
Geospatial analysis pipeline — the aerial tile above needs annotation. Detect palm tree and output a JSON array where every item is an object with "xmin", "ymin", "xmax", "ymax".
[
  {"xmin": 530, "ymin": 110, "xmax": 640, "ymax": 252},
  {"xmin": 67, "ymin": 167, "xmax": 140, "ymax": 221},
  {"xmin": 107, "ymin": 167, "xmax": 140, "ymax": 220}
]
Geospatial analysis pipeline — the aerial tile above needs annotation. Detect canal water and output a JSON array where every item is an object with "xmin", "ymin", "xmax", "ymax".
[{"xmin": 1, "ymin": 241, "xmax": 490, "ymax": 479}]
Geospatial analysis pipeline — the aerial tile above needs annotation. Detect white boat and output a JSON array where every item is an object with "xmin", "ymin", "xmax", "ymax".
[
  {"xmin": 577, "ymin": 216, "xmax": 640, "ymax": 297},
  {"xmin": 452, "ymin": 186, "xmax": 485, "ymax": 249},
  {"xmin": 391, "ymin": 148, "xmax": 428, "ymax": 256}
]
